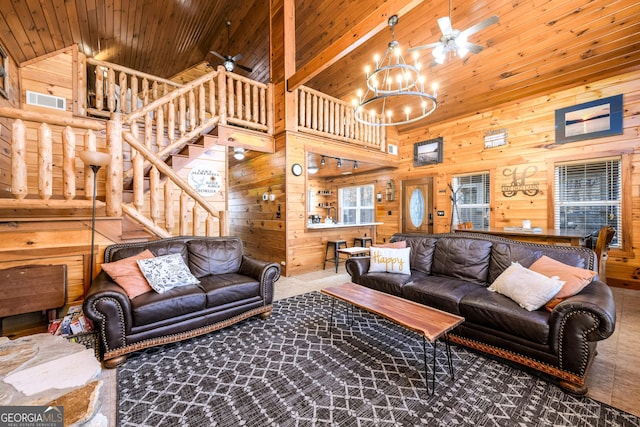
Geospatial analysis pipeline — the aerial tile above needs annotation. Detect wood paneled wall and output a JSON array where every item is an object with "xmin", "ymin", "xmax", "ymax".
[
  {"xmin": 228, "ymin": 135, "xmax": 286, "ymax": 271},
  {"xmin": 388, "ymin": 70, "xmax": 639, "ymax": 288},
  {"xmin": 0, "ymin": 45, "xmax": 19, "ymax": 197}
]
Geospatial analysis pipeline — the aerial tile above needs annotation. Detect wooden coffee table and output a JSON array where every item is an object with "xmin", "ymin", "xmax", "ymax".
[{"xmin": 321, "ymin": 282, "xmax": 464, "ymax": 394}]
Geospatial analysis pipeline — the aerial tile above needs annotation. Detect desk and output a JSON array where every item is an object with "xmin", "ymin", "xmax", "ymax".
[{"xmin": 453, "ymin": 227, "xmax": 592, "ymax": 247}]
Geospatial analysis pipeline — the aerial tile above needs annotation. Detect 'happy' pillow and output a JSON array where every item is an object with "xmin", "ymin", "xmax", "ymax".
[
  {"xmin": 137, "ymin": 253, "xmax": 200, "ymax": 294},
  {"xmin": 369, "ymin": 247, "xmax": 411, "ymax": 274},
  {"xmin": 488, "ymin": 262, "xmax": 565, "ymax": 311},
  {"xmin": 528, "ymin": 255, "xmax": 597, "ymax": 311}
]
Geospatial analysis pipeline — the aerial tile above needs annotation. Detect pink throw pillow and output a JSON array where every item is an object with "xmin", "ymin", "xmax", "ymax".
[
  {"xmin": 528, "ymin": 255, "xmax": 597, "ymax": 311},
  {"xmin": 101, "ymin": 250, "xmax": 155, "ymax": 298}
]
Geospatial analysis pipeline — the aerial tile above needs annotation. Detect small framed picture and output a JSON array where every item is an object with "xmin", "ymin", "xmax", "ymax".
[
  {"xmin": 0, "ymin": 43, "xmax": 8, "ymax": 100},
  {"xmin": 555, "ymin": 94, "xmax": 623, "ymax": 144},
  {"xmin": 414, "ymin": 137, "xmax": 443, "ymax": 167}
]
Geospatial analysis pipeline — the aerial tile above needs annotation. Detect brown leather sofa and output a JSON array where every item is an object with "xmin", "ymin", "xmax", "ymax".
[
  {"xmin": 83, "ymin": 236, "xmax": 280, "ymax": 368},
  {"xmin": 346, "ymin": 232, "xmax": 616, "ymax": 395}
]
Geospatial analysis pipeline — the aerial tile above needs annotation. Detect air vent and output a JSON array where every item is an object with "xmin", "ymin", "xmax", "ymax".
[
  {"xmin": 388, "ymin": 144, "xmax": 398, "ymax": 155},
  {"xmin": 26, "ymin": 90, "xmax": 66, "ymax": 111}
]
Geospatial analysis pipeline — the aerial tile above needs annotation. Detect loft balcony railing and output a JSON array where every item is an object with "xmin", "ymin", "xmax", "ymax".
[{"xmin": 296, "ymin": 85, "xmax": 386, "ymax": 151}]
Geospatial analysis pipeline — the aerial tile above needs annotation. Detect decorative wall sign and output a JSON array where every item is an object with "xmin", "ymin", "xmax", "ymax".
[
  {"xmin": 484, "ymin": 128, "xmax": 507, "ymax": 148},
  {"xmin": 187, "ymin": 167, "xmax": 221, "ymax": 195},
  {"xmin": 554, "ymin": 94, "xmax": 623, "ymax": 144},
  {"xmin": 501, "ymin": 165, "xmax": 539, "ymax": 197},
  {"xmin": 414, "ymin": 137, "xmax": 443, "ymax": 167}
]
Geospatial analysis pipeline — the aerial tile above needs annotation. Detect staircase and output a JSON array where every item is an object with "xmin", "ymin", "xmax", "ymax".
[{"xmin": 0, "ymin": 64, "xmax": 274, "ymax": 242}]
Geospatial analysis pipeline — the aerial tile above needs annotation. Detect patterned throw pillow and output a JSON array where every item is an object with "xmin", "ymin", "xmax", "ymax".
[
  {"xmin": 137, "ymin": 253, "xmax": 200, "ymax": 294},
  {"xmin": 488, "ymin": 262, "xmax": 565, "ymax": 311},
  {"xmin": 369, "ymin": 247, "xmax": 411, "ymax": 274}
]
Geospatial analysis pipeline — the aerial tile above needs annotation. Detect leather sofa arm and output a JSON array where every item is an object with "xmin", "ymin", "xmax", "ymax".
[
  {"xmin": 346, "ymin": 257, "xmax": 371, "ymax": 284},
  {"xmin": 239, "ymin": 255, "xmax": 281, "ymax": 304},
  {"xmin": 548, "ymin": 279, "xmax": 616, "ymax": 376},
  {"xmin": 82, "ymin": 271, "xmax": 134, "ymax": 353}
]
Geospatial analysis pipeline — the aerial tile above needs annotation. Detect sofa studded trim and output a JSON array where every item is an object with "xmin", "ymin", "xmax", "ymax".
[
  {"xmin": 89, "ymin": 296, "xmax": 127, "ymax": 352},
  {"xmin": 449, "ymin": 334, "xmax": 585, "ymax": 387},
  {"xmin": 557, "ymin": 309, "xmax": 600, "ymax": 375},
  {"xmin": 103, "ymin": 304, "xmax": 273, "ymax": 360}
]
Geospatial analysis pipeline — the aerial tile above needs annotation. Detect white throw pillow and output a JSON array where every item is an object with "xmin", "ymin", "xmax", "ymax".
[
  {"xmin": 488, "ymin": 262, "xmax": 565, "ymax": 311},
  {"xmin": 369, "ymin": 247, "xmax": 411, "ymax": 274},
  {"xmin": 137, "ymin": 253, "xmax": 200, "ymax": 294}
]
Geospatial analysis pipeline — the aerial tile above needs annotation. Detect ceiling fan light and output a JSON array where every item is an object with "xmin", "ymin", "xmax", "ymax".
[
  {"xmin": 433, "ymin": 44, "xmax": 444, "ymax": 58},
  {"xmin": 223, "ymin": 60, "xmax": 234, "ymax": 72},
  {"xmin": 457, "ymin": 46, "xmax": 469, "ymax": 58}
]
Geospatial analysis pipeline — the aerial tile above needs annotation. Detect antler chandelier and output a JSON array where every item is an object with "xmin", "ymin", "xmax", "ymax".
[{"xmin": 353, "ymin": 15, "xmax": 438, "ymax": 127}]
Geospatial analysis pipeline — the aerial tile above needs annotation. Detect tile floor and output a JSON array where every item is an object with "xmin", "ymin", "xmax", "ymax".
[{"xmin": 274, "ymin": 269, "xmax": 640, "ymax": 417}]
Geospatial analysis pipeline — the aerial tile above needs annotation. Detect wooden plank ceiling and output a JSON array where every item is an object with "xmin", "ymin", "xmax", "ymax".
[{"xmin": 1, "ymin": 0, "xmax": 639, "ymax": 129}]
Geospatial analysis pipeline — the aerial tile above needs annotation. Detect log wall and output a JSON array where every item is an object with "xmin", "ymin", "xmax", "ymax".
[{"xmin": 390, "ymin": 70, "xmax": 639, "ymax": 288}]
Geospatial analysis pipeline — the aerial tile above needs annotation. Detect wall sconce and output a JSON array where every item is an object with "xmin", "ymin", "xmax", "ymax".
[
  {"xmin": 234, "ymin": 147, "xmax": 245, "ymax": 160},
  {"xmin": 386, "ymin": 180, "xmax": 395, "ymax": 201}
]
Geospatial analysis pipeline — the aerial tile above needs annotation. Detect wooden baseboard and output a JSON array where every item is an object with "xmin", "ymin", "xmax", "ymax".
[{"xmin": 606, "ymin": 277, "xmax": 640, "ymax": 291}]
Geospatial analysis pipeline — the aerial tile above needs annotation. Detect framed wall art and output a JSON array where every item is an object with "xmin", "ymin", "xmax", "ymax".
[
  {"xmin": 554, "ymin": 94, "xmax": 623, "ymax": 144},
  {"xmin": 0, "ymin": 43, "xmax": 8, "ymax": 99},
  {"xmin": 413, "ymin": 137, "xmax": 443, "ymax": 167}
]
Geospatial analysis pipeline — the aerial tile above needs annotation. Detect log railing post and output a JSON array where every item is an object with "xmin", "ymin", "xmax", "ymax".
[
  {"xmin": 62, "ymin": 126, "xmax": 76, "ymax": 200},
  {"xmin": 38, "ymin": 123, "xmax": 53, "ymax": 200},
  {"xmin": 106, "ymin": 113, "xmax": 123, "ymax": 217},
  {"xmin": 83, "ymin": 129, "xmax": 97, "ymax": 200},
  {"xmin": 11, "ymin": 119, "xmax": 27, "ymax": 199},
  {"xmin": 217, "ymin": 66, "xmax": 227, "ymax": 125}
]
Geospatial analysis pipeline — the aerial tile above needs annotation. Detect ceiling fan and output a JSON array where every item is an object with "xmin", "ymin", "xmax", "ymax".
[
  {"xmin": 209, "ymin": 20, "xmax": 253, "ymax": 73},
  {"xmin": 408, "ymin": 0, "xmax": 498, "ymax": 66}
]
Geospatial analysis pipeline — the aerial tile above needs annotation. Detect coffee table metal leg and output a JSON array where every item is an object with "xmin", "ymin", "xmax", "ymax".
[
  {"xmin": 445, "ymin": 333, "xmax": 454, "ymax": 380},
  {"xmin": 422, "ymin": 336, "xmax": 432, "ymax": 395}
]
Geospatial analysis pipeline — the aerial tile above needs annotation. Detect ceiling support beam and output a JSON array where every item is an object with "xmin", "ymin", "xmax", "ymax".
[{"xmin": 286, "ymin": 0, "xmax": 424, "ymax": 92}]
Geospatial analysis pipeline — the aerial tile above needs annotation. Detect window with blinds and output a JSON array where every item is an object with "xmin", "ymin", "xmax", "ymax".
[
  {"xmin": 452, "ymin": 173, "xmax": 490, "ymax": 228},
  {"xmin": 554, "ymin": 158, "xmax": 621, "ymax": 247}
]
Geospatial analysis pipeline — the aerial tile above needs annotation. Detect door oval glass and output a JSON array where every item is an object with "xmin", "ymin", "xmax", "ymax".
[{"xmin": 409, "ymin": 188, "xmax": 424, "ymax": 227}]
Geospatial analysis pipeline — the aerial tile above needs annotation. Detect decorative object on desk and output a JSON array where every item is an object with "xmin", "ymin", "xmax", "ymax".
[
  {"xmin": 352, "ymin": 15, "xmax": 438, "ymax": 127},
  {"xmin": 414, "ymin": 137, "xmax": 443, "ymax": 166},
  {"xmin": 555, "ymin": 94, "xmax": 623, "ymax": 144},
  {"xmin": 79, "ymin": 150, "xmax": 111, "ymax": 288},
  {"xmin": 386, "ymin": 180, "xmax": 395, "ymax": 201},
  {"xmin": 484, "ymin": 128, "xmax": 508, "ymax": 148},
  {"xmin": 448, "ymin": 183, "xmax": 462, "ymax": 230}
]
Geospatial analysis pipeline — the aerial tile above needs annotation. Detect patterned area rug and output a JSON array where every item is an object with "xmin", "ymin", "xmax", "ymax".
[{"xmin": 118, "ymin": 292, "xmax": 639, "ymax": 426}]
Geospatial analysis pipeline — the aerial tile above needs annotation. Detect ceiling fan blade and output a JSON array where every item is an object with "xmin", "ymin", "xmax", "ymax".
[
  {"xmin": 231, "ymin": 53, "xmax": 244, "ymax": 62},
  {"xmin": 461, "ymin": 15, "xmax": 499, "ymax": 37},
  {"xmin": 462, "ymin": 42, "xmax": 484, "ymax": 54},
  {"xmin": 235, "ymin": 63, "xmax": 253, "ymax": 73},
  {"xmin": 437, "ymin": 16, "xmax": 453, "ymax": 35},
  {"xmin": 407, "ymin": 42, "xmax": 441, "ymax": 53},
  {"xmin": 210, "ymin": 50, "xmax": 226, "ymax": 61}
]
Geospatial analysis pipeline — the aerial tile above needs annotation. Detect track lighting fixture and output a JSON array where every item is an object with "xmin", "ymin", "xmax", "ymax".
[
  {"xmin": 320, "ymin": 156, "xmax": 325, "ymax": 166},
  {"xmin": 233, "ymin": 147, "xmax": 245, "ymax": 160},
  {"xmin": 353, "ymin": 161, "xmax": 358, "ymax": 169},
  {"xmin": 337, "ymin": 158, "xmax": 342, "ymax": 168}
]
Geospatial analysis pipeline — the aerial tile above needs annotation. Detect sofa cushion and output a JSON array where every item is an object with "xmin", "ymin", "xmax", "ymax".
[
  {"xmin": 369, "ymin": 247, "xmax": 411, "ymax": 274},
  {"xmin": 100, "ymin": 249, "xmax": 154, "ymax": 298},
  {"xmin": 392, "ymin": 237, "xmax": 437, "ymax": 274},
  {"xmin": 358, "ymin": 272, "xmax": 413, "ymax": 296},
  {"xmin": 187, "ymin": 239, "xmax": 243, "ymax": 278},
  {"xmin": 137, "ymin": 253, "xmax": 200, "ymax": 294},
  {"xmin": 129, "ymin": 285, "xmax": 207, "ymax": 326},
  {"xmin": 403, "ymin": 276, "xmax": 479, "ymax": 315},
  {"xmin": 110, "ymin": 240, "xmax": 188, "ymax": 263},
  {"xmin": 459, "ymin": 286, "xmax": 551, "ymax": 345},
  {"xmin": 372, "ymin": 241, "xmax": 407, "ymax": 249},
  {"xmin": 431, "ymin": 237, "xmax": 492, "ymax": 285},
  {"xmin": 198, "ymin": 273, "xmax": 261, "ymax": 308},
  {"xmin": 488, "ymin": 243, "xmax": 542, "ymax": 284}
]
